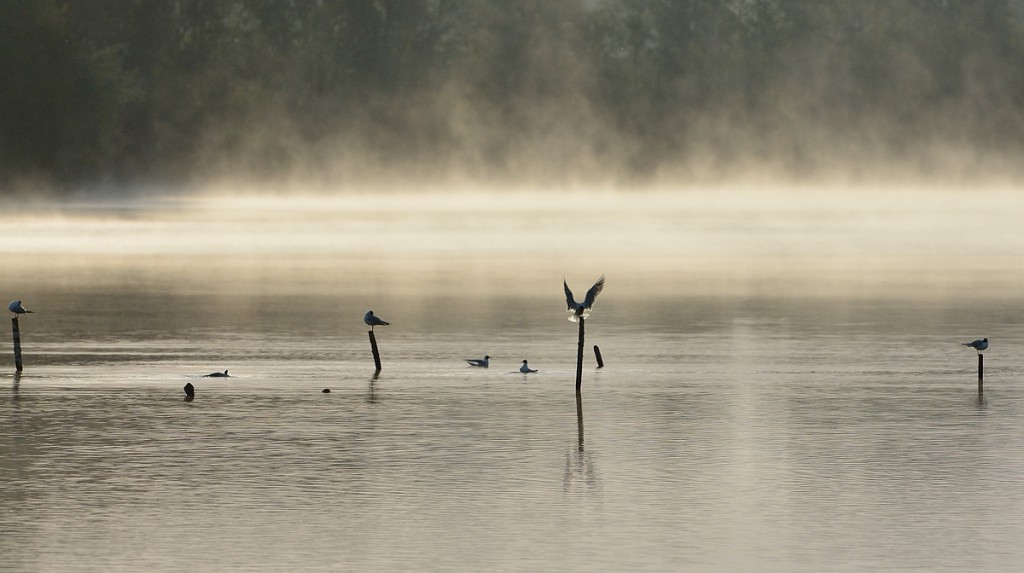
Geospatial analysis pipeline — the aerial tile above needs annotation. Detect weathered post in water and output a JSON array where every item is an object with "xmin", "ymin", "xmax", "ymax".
[
  {"xmin": 978, "ymin": 353, "xmax": 984, "ymax": 394},
  {"xmin": 593, "ymin": 345, "xmax": 604, "ymax": 369},
  {"xmin": 564, "ymin": 275, "xmax": 605, "ymax": 394},
  {"xmin": 368, "ymin": 330, "xmax": 382, "ymax": 372},
  {"xmin": 8, "ymin": 301, "xmax": 34, "ymax": 372},
  {"xmin": 962, "ymin": 338, "xmax": 988, "ymax": 395},
  {"xmin": 575, "ymin": 317, "xmax": 585, "ymax": 392},
  {"xmin": 363, "ymin": 310, "xmax": 389, "ymax": 372},
  {"xmin": 11, "ymin": 317, "xmax": 23, "ymax": 372}
]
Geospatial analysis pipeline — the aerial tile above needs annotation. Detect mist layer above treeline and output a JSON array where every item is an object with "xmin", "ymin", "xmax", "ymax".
[{"xmin": 3, "ymin": 0, "xmax": 1024, "ymax": 193}]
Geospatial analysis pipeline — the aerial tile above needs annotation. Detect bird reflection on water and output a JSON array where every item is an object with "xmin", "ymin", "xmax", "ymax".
[
  {"xmin": 366, "ymin": 371, "xmax": 380, "ymax": 404},
  {"xmin": 564, "ymin": 389, "xmax": 598, "ymax": 495},
  {"xmin": 11, "ymin": 371, "xmax": 21, "ymax": 405}
]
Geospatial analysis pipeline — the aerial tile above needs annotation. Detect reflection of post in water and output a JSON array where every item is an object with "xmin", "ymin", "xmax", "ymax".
[
  {"xmin": 367, "ymin": 371, "xmax": 380, "ymax": 403},
  {"xmin": 12, "ymin": 371, "xmax": 21, "ymax": 403},
  {"xmin": 564, "ymin": 389, "xmax": 598, "ymax": 494},
  {"xmin": 576, "ymin": 387, "xmax": 584, "ymax": 452}
]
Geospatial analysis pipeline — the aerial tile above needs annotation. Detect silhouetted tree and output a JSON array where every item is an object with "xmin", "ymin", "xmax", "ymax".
[{"xmin": 3, "ymin": 0, "xmax": 1024, "ymax": 192}]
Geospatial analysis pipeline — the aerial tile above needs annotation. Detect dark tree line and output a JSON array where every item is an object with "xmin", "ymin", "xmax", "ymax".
[{"xmin": 3, "ymin": 0, "xmax": 1024, "ymax": 193}]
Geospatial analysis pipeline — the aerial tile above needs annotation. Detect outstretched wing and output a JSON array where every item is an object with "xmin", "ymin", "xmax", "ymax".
[
  {"xmin": 582, "ymin": 275, "xmax": 605, "ymax": 309},
  {"xmin": 564, "ymin": 279, "xmax": 577, "ymax": 311}
]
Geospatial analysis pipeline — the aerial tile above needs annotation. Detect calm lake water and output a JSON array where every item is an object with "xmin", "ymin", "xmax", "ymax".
[{"xmin": 2, "ymin": 189, "xmax": 1024, "ymax": 572}]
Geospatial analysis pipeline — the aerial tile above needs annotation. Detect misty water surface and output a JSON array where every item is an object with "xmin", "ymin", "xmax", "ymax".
[{"xmin": 2, "ymin": 188, "xmax": 1023, "ymax": 572}]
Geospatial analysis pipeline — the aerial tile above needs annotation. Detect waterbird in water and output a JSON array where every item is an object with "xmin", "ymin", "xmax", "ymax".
[
  {"xmin": 203, "ymin": 369, "xmax": 230, "ymax": 377},
  {"xmin": 183, "ymin": 382, "xmax": 195, "ymax": 401},
  {"xmin": 564, "ymin": 275, "xmax": 605, "ymax": 322},
  {"xmin": 520, "ymin": 360, "xmax": 538, "ymax": 374},
  {"xmin": 466, "ymin": 355, "xmax": 491, "ymax": 368},
  {"xmin": 963, "ymin": 338, "xmax": 989, "ymax": 353},
  {"xmin": 364, "ymin": 310, "xmax": 390, "ymax": 330},
  {"xmin": 8, "ymin": 300, "xmax": 33, "ymax": 316}
]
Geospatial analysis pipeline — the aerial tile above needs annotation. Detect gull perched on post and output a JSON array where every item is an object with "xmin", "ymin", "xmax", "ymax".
[
  {"xmin": 8, "ymin": 300, "xmax": 33, "ymax": 316},
  {"xmin": 364, "ymin": 310, "xmax": 390, "ymax": 331},
  {"xmin": 963, "ymin": 338, "xmax": 988, "ymax": 353},
  {"xmin": 564, "ymin": 275, "xmax": 605, "ymax": 322}
]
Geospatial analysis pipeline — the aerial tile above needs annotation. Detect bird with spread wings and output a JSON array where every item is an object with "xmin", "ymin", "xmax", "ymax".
[{"xmin": 564, "ymin": 275, "xmax": 605, "ymax": 322}]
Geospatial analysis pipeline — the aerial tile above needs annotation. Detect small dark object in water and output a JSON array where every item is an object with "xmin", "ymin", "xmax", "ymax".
[
  {"xmin": 322, "ymin": 388, "xmax": 331, "ymax": 393},
  {"xmin": 184, "ymin": 382, "xmax": 195, "ymax": 401},
  {"xmin": 203, "ymin": 369, "xmax": 230, "ymax": 377}
]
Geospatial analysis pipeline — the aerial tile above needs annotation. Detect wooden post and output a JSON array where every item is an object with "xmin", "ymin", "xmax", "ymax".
[
  {"xmin": 12, "ymin": 317, "xmax": 23, "ymax": 372},
  {"xmin": 575, "ymin": 317, "xmax": 585, "ymax": 392},
  {"xmin": 593, "ymin": 345, "xmax": 604, "ymax": 369},
  {"xmin": 978, "ymin": 353, "xmax": 984, "ymax": 394},
  {"xmin": 369, "ymin": 330, "xmax": 382, "ymax": 372}
]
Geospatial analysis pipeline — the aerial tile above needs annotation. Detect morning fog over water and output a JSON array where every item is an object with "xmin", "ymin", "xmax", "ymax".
[
  {"xmin": 8, "ymin": 1, "xmax": 1024, "ymax": 570},
  {"xmin": 3, "ymin": 187, "xmax": 1024, "ymax": 572},
  {"xmin": 3, "ymin": 187, "xmax": 1022, "ymax": 298}
]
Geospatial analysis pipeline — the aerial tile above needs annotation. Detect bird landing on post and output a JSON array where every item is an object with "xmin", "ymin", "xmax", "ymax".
[{"xmin": 564, "ymin": 275, "xmax": 605, "ymax": 322}]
